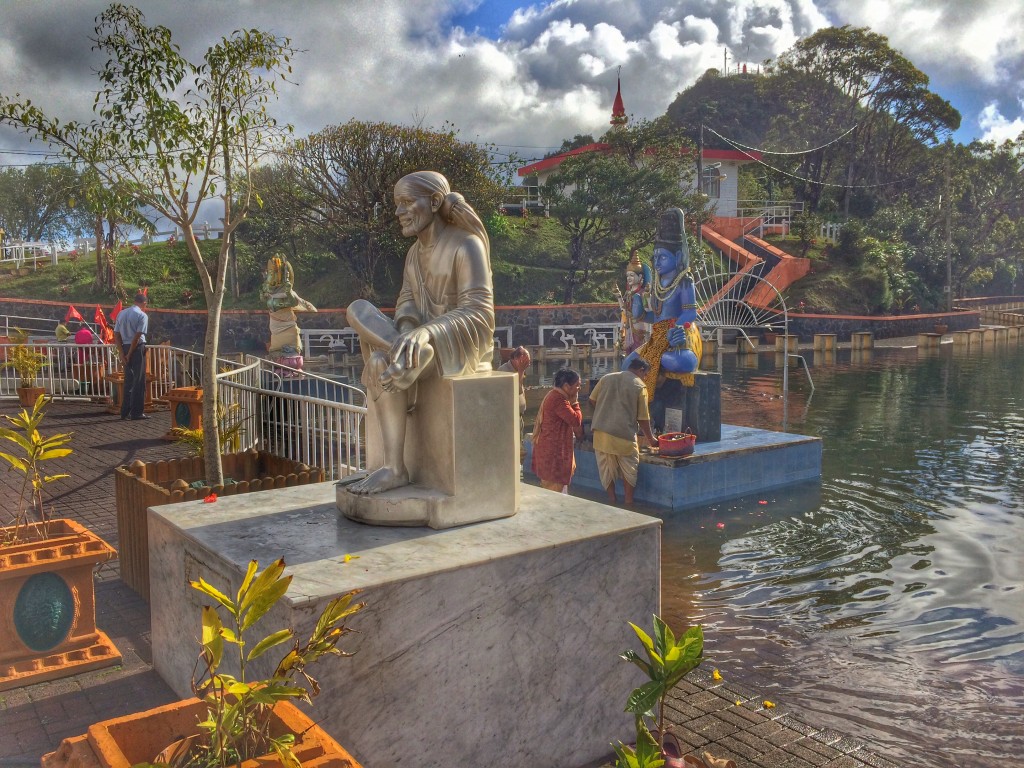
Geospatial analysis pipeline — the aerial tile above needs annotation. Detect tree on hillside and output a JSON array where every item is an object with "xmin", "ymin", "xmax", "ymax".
[
  {"xmin": 765, "ymin": 26, "xmax": 959, "ymax": 214},
  {"xmin": 0, "ymin": 164, "xmax": 90, "ymax": 243},
  {"xmin": 74, "ymin": 169, "xmax": 153, "ymax": 292},
  {"xmin": 665, "ymin": 68, "xmax": 773, "ymax": 149},
  {"xmin": 543, "ymin": 118, "xmax": 702, "ymax": 304},
  {"xmin": 253, "ymin": 120, "xmax": 505, "ymax": 300},
  {"xmin": 543, "ymin": 134, "xmax": 597, "ymax": 159},
  {"xmin": 0, "ymin": 3, "xmax": 296, "ymax": 484}
]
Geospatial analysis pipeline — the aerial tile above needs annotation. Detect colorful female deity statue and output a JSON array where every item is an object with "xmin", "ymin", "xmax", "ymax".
[
  {"xmin": 261, "ymin": 254, "xmax": 316, "ymax": 369},
  {"xmin": 619, "ymin": 251, "xmax": 653, "ymax": 354},
  {"xmin": 622, "ymin": 208, "xmax": 702, "ymax": 395}
]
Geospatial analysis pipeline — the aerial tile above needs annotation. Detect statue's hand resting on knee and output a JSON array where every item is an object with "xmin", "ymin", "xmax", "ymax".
[{"xmin": 381, "ymin": 326, "xmax": 434, "ymax": 393}]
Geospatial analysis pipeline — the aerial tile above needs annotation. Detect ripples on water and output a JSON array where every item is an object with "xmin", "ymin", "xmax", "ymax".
[
  {"xmin": 648, "ymin": 345, "xmax": 1024, "ymax": 767},
  {"xmin": 329, "ymin": 344, "xmax": 1021, "ymax": 764}
]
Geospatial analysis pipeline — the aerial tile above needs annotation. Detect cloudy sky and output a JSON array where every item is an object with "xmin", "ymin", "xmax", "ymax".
[{"xmin": 2, "ymin": 0, "xmax": 1022, "ymax": 175}]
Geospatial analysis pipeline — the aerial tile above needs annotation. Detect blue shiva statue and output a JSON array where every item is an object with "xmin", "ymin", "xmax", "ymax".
[{"xmin": 622, "ymin": 208, "xmax": 702, "ymax": 395}]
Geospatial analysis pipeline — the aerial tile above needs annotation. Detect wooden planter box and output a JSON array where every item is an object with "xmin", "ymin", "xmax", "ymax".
[
  {"xmin": 41, "ymin": 698, "xmax": 361, "ymax": 768},
  {"xmin": 0, "ymin": 519, "xmax": 120, "ymax": 692},
  {"xmin": 114, "ymin": 450, "xmax": 325, "ymax": 602}
]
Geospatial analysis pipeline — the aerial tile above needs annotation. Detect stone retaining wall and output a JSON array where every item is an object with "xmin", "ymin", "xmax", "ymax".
[{"xmin": 0, "ymin": 296, "xmax": 985, "ymax": 352}]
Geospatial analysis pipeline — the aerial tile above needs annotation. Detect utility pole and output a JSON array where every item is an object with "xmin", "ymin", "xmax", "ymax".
[
  {"xmin": 697, "ymin": 123, "xmax": 704, "ymax": 246},
  {"xmin": 944, "ymin": 146, "xmax": 952, "ymax": 312}
]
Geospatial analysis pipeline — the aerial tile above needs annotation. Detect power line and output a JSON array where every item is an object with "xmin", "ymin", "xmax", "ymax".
[
  {"xmin": 707, "ymin": 124, "xmax": 918, "ymax": 189},
  {"xmin": 703, "ymin": 123, "xmax": 862, "ymax": 155}
]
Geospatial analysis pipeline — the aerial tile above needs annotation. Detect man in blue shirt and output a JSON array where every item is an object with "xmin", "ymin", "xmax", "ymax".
[{"xmin": 113, "ymin": 292, "xmax": 149, "ymax": 420}]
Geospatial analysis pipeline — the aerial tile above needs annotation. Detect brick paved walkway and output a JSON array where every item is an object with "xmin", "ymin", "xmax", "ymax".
[
  {"xmin": 0, "ymin": 399, "xmax": 183, "ymax": 766},
  {"xmin": 0, "ymin": 399, "xmax": 901, "ymax": 768}
]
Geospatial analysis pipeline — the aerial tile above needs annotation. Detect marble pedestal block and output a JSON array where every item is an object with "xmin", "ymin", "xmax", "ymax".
[
  {"xmin": 150, "ymin": 483, "xmax": 660, "ymax": 768},
  {"xmin": 339, "ymin": 371, "xmax": 519, "ymax": 528}
]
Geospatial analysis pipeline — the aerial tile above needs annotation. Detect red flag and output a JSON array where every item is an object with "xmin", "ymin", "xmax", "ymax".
[
  {"xmin": 109, "ymin": 300, "xmax": 123, "ymax": 322},
  {"xmin": 94, "ymin": 306, "xmax": 110, "ymax": 340},
  {"xmin": 64, "ymin": 305, "xmax": 85, "ymax": 323}
]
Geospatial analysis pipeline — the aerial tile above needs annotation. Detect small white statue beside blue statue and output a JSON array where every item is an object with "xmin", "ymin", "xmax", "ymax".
[{"xmin": 621, "ymin": 208, "xmax": 702, "ymax": 395}]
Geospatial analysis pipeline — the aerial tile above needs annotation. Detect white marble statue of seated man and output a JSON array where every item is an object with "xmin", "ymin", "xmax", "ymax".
[{"xmin": 346, "ymin": 170, "xmax": 495, "ymax": 495}]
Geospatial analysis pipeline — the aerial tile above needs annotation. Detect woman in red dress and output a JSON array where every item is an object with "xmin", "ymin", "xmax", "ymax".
[{"xmin": 531, "ymin": 368, "xmax": 584, "ymax": 492}]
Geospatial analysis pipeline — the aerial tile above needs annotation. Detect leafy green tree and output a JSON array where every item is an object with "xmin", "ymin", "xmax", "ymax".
[
  {"xmin": 0, "ymin": 164, "xmax": 90, "ymax": 243},
  {"xmin": 765, "ymin": 26, "xmax": 960, "ymax": 214},
  {"xmin": 665, "ymin": 68, "xmax": 773, "ymax": 149},
  {"xmin": 0, "ymin": 3, "xmax": 297, "ymax": 484},
  {"xmin": 544, "ymin": 118, "xmax": 702, "ymax": 303},
  {"xmin": 543, "ymin": 133, "xmax": 596, "ymax": 159},
  {"xmin": 257, "ymin": 120, "xmax": 505, "ymax": 300}
]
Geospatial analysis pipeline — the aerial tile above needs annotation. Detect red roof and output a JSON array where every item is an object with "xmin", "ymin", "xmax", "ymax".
[
  {"xmin": 517, "ymin": 143, "xmax": 612, "ymax": 176},
  {"xmin": 518, "ymin": 145, "xmax": 761, "ymax": 177}
]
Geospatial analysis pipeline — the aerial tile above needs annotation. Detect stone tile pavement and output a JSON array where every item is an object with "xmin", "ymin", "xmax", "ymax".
[
  {"xmin": 0, "ymin": 399, "xmax": 183, "ymax": 766},
  {"xmin": 0, "ymin": 399, "xmax": 902, "ymax": 768}
]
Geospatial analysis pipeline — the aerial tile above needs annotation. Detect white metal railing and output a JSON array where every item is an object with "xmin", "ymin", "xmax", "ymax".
[
  {"xmin": 74, "ymin": 223, "xmax": 225, "ymax": 254},
  {"xmin": 538, "ymin": 323, "xmax": 620, "ymax": 351},
  {"xmin": 733, "ymin": 200, "xmax": 805, "ymax": 237},
  {"xmin": 301, "ymin": 327, "xmax": 517, "ymax": 359},
  {"xmin": 0, "ymin": 340, "xmax": 368, "ymax": 481},
  {"xmin": 1, "ymin": 241, "xmax": 59, "ymax": 269},
  {"xmin": 0, "ymin": 315, "xmax": 70, "ymax": 338},
  {"xmin": 0, "ymin": 341, "xmax": 117, "ymax": 400},
  {"xmin": 819, "ymin": 221, "xmax": 842, "ymax": 242},
  {"xmin": 214, "ymin": 354, "xmax": 367, "ymax": 480}
]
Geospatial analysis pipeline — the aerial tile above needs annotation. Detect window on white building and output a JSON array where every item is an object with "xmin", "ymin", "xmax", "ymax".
[{"xmin": 702, "ymin": 166, "xmax": 722, "ymax": 198}]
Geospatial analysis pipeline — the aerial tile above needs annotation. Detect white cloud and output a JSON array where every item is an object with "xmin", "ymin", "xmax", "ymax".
[
  {"xmin": 0, "ymin": 0, "xmax": 1021, "ymax": 164},
  {"xmin": 978, "ymin": 102, "xmax": 1024, "ymax": 144}
]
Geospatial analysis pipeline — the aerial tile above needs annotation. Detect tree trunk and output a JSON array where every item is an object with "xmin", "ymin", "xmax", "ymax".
[
  {"xmin": 562, "ymin": 235, "xmax": 584, "ymax": 304},
  {"xmin": 94, "ymin": 217, "xmax": 105, "ymax": 289},
  {"xmin": 182, "ymin": 219, "xmax": 227, "ymax": 488}
]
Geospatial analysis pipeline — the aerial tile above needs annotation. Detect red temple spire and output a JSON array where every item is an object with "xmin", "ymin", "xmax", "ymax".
[{"xmin": 610, "ymin": 67, "xmax": 627, "ymax": 127}]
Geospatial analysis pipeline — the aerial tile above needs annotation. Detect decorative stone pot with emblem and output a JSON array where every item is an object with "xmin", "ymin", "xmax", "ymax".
[
  {"xmin": 162, "ymin": 385, "xmax": 203, "ymax": 439},
  {"xmin": 0, "ymin": 519, "xmax": 120, "ymax": 691}
]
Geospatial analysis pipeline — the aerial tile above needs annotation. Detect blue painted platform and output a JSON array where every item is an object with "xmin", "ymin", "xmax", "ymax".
[{"xmin": 525, "ymin": 424, "xmax": 822, "ymax": 510}]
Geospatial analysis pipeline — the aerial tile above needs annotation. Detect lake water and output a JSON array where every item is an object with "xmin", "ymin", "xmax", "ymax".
[
  {"xmin": 324, "ymin": 341, "xmax": 1022, "ymax": 765},
  {"xmin": 577, "ymin": 344, "xmax": 1023, "ymax": 768}
]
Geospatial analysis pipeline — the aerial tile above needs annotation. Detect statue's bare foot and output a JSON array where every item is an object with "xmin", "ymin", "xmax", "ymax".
[{"xmin": 348, "ymin": 466, "xmax": 409, "ymax": 495}]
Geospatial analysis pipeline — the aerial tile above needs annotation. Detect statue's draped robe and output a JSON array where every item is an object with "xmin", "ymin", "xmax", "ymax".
[{"xmin": 393, "ymin": 224, "xmax": 495, "ymax": 377}]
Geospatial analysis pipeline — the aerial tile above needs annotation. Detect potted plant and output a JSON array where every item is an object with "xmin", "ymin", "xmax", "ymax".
[
  {"xmin": 2, "ymin": 328, "xmax": 48, "ymax": 406},
  {"xmin": 0, "ymin": 394, "xmax": 121, "ymax": 690},
  {"xmin": 613, "ymin": 616, "xmax": 704, "ymax": 768},
  {"xmin": 42, "ymin": 558, "xmax": 366, "ymax": 768}
]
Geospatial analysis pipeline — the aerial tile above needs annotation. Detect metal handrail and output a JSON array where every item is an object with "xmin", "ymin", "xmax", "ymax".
[{"xmin": 0, "ymin": 340, "xmax": 368, "ymax": 481}]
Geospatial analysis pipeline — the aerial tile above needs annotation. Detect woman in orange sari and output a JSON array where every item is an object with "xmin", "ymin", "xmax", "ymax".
[{"xmin": 530, "ymin": 368, "xmax": 584, "ymax": 492}]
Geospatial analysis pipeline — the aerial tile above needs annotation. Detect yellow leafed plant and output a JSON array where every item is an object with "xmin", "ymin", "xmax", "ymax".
[{"xmin": 0, "ymin": 393, "xmax": 72, "ymax": 543}]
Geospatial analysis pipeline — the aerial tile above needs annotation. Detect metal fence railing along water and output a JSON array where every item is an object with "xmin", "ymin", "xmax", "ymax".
[{"xmin": 0, "ymin": 340, "xmax": 368, "ymax": 482}]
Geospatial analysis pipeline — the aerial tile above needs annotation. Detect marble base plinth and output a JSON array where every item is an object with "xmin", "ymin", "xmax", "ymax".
[
  {"xmin": 527, "ymin": 424, "xmax": 821, "ymax": 510},
  {"xmin": 150, "ymin": 482, "xmax": 660, "ymax": 768},
  {"xmin": 343, "ymin": 371, "xmax": 519, "ymax": 528}
]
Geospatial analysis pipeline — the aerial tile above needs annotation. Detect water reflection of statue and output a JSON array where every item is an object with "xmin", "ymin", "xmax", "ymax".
[
  {"xmin": 618, "ymin": 251, "xmax": 652, "ymax": 354},
  {"xmin": 262, "ymin": 255, "xmax": 317, "ymax": 368},
  {"xmin": 622, "ymin": 208, "xmax": 701, "ymax": 394},
  {"xmin": 346, "ymin": 171, "xmax": 494, "ymax": 495}
]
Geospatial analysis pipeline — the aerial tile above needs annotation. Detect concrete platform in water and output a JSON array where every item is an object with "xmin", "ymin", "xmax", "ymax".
[{"xmin": 526, "ymin": 424, "xmax": 822, "ymax": 510}]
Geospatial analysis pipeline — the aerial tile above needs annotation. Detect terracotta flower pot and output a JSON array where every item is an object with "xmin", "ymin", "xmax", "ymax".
[
  {"xmin": 16, "ymin": 385, "xmax": 44, "ymax": 407},
  {"xmin": 0, "ymin": 519, "xmax": 120, "ymax": 691},
  {"xmin": 41, "ymin": 698, "xmax": 362, "ymax": 768}
]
